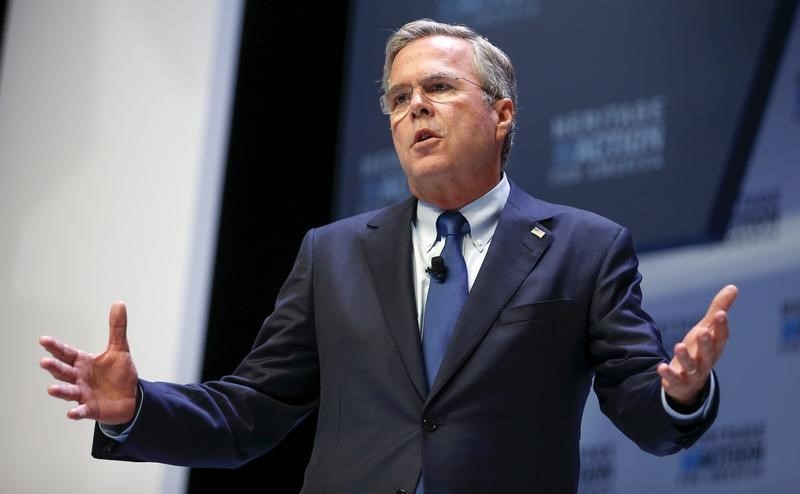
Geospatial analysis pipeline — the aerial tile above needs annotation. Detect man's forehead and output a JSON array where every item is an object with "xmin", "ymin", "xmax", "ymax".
[
  {"xmin": 390, "ymin": 36, "xmax": 474, "ymax": 84},
  {"xmin": 393, "ymin": 35, "xmax": 472, "ymax": 64}
]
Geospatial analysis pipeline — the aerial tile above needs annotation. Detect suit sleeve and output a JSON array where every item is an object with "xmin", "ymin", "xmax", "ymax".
[
  {"xmin": 92, "ymin": 230, "xmax": 320, "ymax": 467},
  {"xmin": 587, "ymin": 226, "xmax": 718, "ymax": 456}
]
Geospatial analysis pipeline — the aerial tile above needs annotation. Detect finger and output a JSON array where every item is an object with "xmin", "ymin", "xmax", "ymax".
[
  {"xmin": 108, "ymin": 301, "xmax": 129, "ymax": 351},
  {"xmin": 701, "ymin": 284, "xmax": 738, "ymax": 326},
  {"xmin": 38, "ymin": 335, "xmax": 79, "ymax": 366},
  {"xmin": 657, "ymin": 362, "xmax": 681, "ymax": 390},
  {"xmin": 697, "ymin": 330, "xmax": 715, "ymax": 362},
  {"xmin": 40, "ymin": 357, "xmax": 77, "ymax": 383},
  {"xmin": 67, "ymin": 403, "xmax": 92, "ymax": 421},
  {"xmin": 47, "ymin": 383, "xmax": 81, "ymax": 402},
  {"xmin": 673, "ymin": 343, "xmax": 698, "ymax": 376},
  {"xmin": 657, "ymin": 362, "xmax": 675, "ymax": 381},
  {"xmin": 710, "ymin": 310, "xmax": 730, "ymax": 347},
  {"xmin": 687, "ymin": 332, "xmax": 719, "ymax": 378}
]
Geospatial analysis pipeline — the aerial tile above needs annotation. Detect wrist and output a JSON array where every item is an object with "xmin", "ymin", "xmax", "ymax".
[{"xmin": 666, "ymin": 377, "xmax": 710, "ymax": 413}]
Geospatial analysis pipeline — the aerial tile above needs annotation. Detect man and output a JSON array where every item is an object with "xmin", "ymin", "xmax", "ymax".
[{"xmin": 40, "ymin": 19, "xmax": 737, "ymax": 493}]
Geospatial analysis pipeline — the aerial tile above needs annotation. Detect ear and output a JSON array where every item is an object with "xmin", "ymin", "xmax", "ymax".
[{"xmin": 493, "ymin": 98, "xmax": 515, "ymax": 140}]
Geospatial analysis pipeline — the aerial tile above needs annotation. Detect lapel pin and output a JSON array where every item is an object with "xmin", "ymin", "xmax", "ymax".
[{"xmin": 530, "ymin": 226, "xmax": 546, "ymax": 238}]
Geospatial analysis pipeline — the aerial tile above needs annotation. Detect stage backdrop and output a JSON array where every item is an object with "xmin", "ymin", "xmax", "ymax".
[
  {"xmin": 333, "ymin": 1, "xmax": 800, "ymax": 493},
  {"xmin": 334, "ymin": 0, "xmax": 793, "ymax": 251},
  {"xmin": 578, "ymin": 5, "xmax": 800, "ymax": 491}
]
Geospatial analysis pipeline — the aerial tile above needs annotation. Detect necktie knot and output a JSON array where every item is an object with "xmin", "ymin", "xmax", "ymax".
[{"xmin": 436, "ymin": 211, "xmax": 469, "ymax": 239}]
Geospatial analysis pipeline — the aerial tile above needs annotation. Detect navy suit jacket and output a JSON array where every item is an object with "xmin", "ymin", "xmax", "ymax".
[{"xmin": 93, "ymin": 183, "xmax": 717, "ymax": 493}]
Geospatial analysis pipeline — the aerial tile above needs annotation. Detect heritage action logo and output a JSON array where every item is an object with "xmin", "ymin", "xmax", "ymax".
[
  {"xmin": 724, "ymin": 188, "xmax": 781, "ymax": 245},
  {"xmin": 547, "ymin": 96, "xmax": 666, "ymax": 187},
  {"xmin": 354, "ymin": 147, "xmax": 408, "ymax": 212},
  {"xmin": 578, "ymin": 442, "xmax": 616, "ymax": 494},
  {"xmin": 437, "ymin": 0, "xmax": 541, "ymax": 29},
  {"xmin": 780, "ymin": 296, "xmax": 800, "ymax": 353},
  {"xmin": 678, "ymin": 422, "xmax": 766, "ymax": 484}
]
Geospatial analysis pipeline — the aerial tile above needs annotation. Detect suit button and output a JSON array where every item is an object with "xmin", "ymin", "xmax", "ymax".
[
  {"xmin": 423, "ymin": 418, "xmax": 439, "ymax": 433},
  {"xmin": 395, "ymin": 490, "xmax": 407, "ymax": 494}
]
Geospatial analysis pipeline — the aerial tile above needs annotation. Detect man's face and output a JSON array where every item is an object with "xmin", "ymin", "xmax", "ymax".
[{"xmin": 387, "ymin": 35, "xmax": 512, "ymax": 209}]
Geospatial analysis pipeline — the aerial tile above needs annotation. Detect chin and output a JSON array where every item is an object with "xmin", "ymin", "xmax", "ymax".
[{"xmin": 403, "ymin": 156, "xmax": 455, "ymax": 177}]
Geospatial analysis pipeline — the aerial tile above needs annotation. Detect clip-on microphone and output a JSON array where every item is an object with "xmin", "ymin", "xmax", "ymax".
[{"xmin": 425, "ymin": 256, "xmax": 447, "ymax": 282}]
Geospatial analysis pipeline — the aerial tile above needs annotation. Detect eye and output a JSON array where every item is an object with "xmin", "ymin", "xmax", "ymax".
[
  {"xmin": 426, "ymin": 80, "xmax": 453, "ymax": 94},
  {"xmin": 393, "ymin": 92, "xmax": 409, "ymax": 106},
  {"xmin": 389, "ymin": 90, "xmax": 411, "ymax": 110}
]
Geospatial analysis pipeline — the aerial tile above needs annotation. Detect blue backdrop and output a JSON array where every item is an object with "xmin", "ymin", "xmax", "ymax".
[{"xmin": 333, "ymin": 1, "xmax": 800, "ymax": 491}]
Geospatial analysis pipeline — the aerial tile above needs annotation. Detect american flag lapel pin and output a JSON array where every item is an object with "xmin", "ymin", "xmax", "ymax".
[{"xmin": 530, "ymin": 226, "xmax": 546, "ymax": 238}]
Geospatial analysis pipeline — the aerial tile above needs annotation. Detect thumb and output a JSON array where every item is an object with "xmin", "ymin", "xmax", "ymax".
[
  {"xmin": 108, "ymin": 300, "xmax": 130, "ymax": 351},
  {"xmin": 702, "ymin": 284, "xmax": 738, "ymax": 325}
]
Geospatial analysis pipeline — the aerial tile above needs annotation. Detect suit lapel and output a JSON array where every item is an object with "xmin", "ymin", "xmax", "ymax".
[
  {"xmin": 361, "ymin": 197, "xmax": 429, "ymax": 400},
  {"xmin": 428, "ymin": 184, "xmax": 555, "ymax": 399}
]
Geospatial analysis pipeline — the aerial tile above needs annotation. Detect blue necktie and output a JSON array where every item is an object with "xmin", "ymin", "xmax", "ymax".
[
  {"xmin": 417, "ymin": 211, "xmax": 469, "ymax": 494},
  {"xmin": 422, "ymin": 211, "xmax": 469, "ymax": 387}
]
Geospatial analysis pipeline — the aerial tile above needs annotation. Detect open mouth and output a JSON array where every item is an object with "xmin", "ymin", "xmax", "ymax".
[{"xmin": 414, "ymin": 129, "xmax": 439, "ymax": 144}]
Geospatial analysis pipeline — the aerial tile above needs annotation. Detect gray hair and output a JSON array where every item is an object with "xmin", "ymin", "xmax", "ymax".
[{"xmin": 382, "ymin": 18, "xmax": 518, "ymax": 168}]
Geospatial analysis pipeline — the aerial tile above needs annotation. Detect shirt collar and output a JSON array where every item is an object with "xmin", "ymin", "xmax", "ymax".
[{"xmin": 414, "ymin": 173, "xmax": 510, "ymax": 253}]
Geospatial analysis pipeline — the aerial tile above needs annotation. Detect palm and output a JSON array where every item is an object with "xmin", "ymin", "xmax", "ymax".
[{"xmin": 40, "ymin": 302, "xmax": 139, "ymax": 424}]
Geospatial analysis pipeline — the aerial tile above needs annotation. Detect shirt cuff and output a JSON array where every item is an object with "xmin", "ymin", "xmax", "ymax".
[
  {"xmin": 661, "ymin": 372, "xmax": 716, "ymax": 423},
  {"xmin": 98, "ymin": 382, "xmax": 143, "ymax": 442}
]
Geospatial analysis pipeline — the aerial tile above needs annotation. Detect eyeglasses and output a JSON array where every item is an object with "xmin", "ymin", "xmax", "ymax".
[{"xmin": 379, "ymin": 75, "xmax": 489, "ymax": 119}]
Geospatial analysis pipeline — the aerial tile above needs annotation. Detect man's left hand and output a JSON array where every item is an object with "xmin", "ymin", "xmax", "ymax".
[{"xmin": 657, "ymin": 284, "xmax": 738, "ymax": 406}]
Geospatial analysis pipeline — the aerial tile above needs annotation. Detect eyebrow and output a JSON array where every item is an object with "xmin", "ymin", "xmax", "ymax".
[{"xmin": 386, "ymin": 72, "xmax": 460, "ymax": 94}]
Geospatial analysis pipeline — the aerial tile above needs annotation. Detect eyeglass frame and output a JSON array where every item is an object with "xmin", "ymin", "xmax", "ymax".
[{"xmin": 379, "ymin": 73, "xmax": 495, "ymax": 119}]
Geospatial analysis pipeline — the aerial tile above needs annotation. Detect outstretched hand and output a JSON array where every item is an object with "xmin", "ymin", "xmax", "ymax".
[
  {"xmin": 39, "ymin": 301, "xmax": 139, "ymax": 424},
  {"xmin": 657, "ymin": 284, "xmax": 738, "ymax": 405}
]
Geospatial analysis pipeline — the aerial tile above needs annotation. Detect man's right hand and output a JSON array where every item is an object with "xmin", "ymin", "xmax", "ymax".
[{"xmin": 39, "ymin": 301, "xmax": 139, "ymax": 425}]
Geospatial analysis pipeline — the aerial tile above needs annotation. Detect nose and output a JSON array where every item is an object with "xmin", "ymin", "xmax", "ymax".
[{"xmin": 408, "ymin": 88, "xmax": 432, "ymax": 119}]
